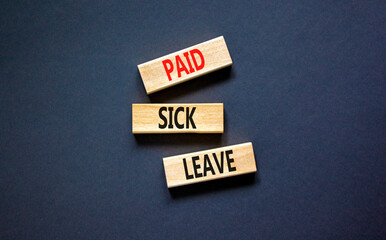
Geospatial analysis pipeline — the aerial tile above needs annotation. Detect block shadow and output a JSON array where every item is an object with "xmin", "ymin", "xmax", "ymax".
[
  {"xmin": 137, "ymin": 66, "xmax": 233, "ymax": 102},
  {"xmin": 168, "ymin": 171, "xmax": 259, "ymax": 199},
  {"xmin": 133, "ymin": 133, "xmax": 224, "ymax": 147}
]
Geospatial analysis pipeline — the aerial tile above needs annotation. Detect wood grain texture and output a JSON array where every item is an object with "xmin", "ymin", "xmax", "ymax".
[
  {"xmin": 163, "ymin": 142, "xmax": 256, "ymax": 188},
  {"xmin": 132, "ymin": 103, "xmax": 223, "ymax": 134},
  {"xmin": 138, "ymin": 36, "xmax": 232, "ymax": 94}
]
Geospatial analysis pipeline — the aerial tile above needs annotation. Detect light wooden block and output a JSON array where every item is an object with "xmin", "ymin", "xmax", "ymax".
[
  {"xmin": 138, "ymin": 36, "xmax": 232, "ymax": 94},
  {"xmin": 132, "ymin": 103, "xmax": 223, "ymax": 134},
  {"xmin": 163, "ymin": 142, "xmax": 256, "ymax": 188}
]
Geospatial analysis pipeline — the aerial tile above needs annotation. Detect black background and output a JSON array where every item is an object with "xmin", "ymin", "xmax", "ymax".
[{"xmin": 1, "ymin": 1, "xmax": 385, "ymax": 239}]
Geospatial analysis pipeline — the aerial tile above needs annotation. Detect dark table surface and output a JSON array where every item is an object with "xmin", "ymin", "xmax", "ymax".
[{"xmin": 1, "ymin": 1, "xmax": 385, "ymax": 239}]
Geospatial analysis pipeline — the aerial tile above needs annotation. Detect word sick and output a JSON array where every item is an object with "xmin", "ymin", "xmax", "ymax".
[{"xmin": 158, "ymin": 107, "xmax": 196, "ymax": 129}]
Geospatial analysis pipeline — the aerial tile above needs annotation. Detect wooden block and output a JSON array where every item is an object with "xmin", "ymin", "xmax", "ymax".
[
  {"xmin": 132, "ymin": 103, "xmax": 223, "ymax": 134},
  {"xmin": 138, "ymin": 36, "xmax": 232, "ymax": 94},
  {"xmin": 163, "ymin": 142, "xmax": 256, "ymax": 188}
]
